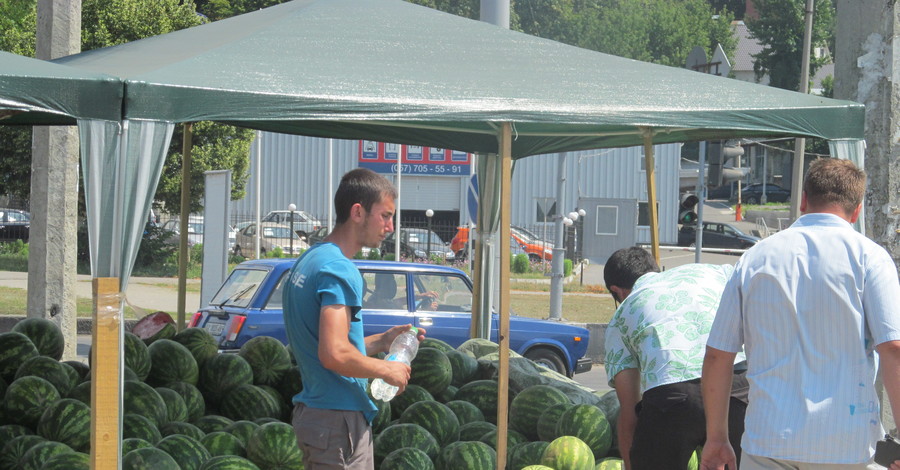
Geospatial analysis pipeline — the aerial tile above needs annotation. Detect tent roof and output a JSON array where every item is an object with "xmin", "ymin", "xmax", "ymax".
[{"xmin": 8, "ymin": 0, "xmax": 864, "ymax": 157}]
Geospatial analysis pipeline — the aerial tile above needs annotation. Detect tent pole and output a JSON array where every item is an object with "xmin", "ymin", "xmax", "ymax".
[
  {"xmin": 641, "ymin": 128, "xmax": 660, "ymax": 264},
  {"xmin": 177, "ymin": 122, "xmax": 193, "ymax": 330},
  {"xmin": 496, "ymin": 122, "xmax": 513, "ymax": 470},
  {"xmin": 90, "ymin": 277, "xmax": 122, "ymax": 470}
]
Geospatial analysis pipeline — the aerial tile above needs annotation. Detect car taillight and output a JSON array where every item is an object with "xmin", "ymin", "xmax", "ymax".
[
  {"xmin": 187, "ymin": 311, "xmax": 202, "ymax": 327},
  {"xmin": 226, "ymin": 316, "xmax": 247, "ymax": 342}
]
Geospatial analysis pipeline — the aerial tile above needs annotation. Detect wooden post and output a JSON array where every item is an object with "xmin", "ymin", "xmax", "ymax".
[
  {"xmin": 91, "ymin": 277, "xmax": 122, "ymax": 469},
  {"xmin": 495, "ymin": 122, "xmax": 513, "ymax": 469},
  {"xmin": 177, "ymin": 123, "xmax": 193, "ymax": 331},
  {"xmin": 642, "ymin": 129, "xmax": 660, "ymax": 264}
]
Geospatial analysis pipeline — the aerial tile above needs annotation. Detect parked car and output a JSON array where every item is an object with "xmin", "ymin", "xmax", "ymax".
[
  {"xmin": 189, "ymin": 259, "xmax": 592, "ymax": 377},
  {"xmin": 0, "ymin": 209, "xmax": 30, "ymax": 243},
  {"xmin": 306, "ymin": 225, "xmax": 379, "ymax": 258},
  {"xmin": 707, "ymin": 182, "xmax": 791, "ymax": 204},
  {"xmin": 161, "ymin": 216, "xmax": 205, "ymax": 247},
  {"xmin": 233, "ymin": 222, "xmax": 308, "ymax": 258},
  {"xmin": 261, "ymin": 210, "xmax": 323, "ymax": 239},
  {"xmin": 677, "ymin": 221, "xmax": 760, "ymax": 250},
  {"xmin": 451, "ymin": 225, "xmax": 554, "ymax": 262},
  {"xmin": 380, "ymin": 227, "xmax": 455, "ymax": 262}
]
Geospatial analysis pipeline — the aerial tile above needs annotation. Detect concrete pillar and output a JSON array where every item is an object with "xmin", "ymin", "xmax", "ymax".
[
  {"xmin": 835, "ymin": 0, "xmax": 900, "ymax": 435},
  {"xmin": 28, "ymin": 0, "xmax": 81, "ymax": 360}
]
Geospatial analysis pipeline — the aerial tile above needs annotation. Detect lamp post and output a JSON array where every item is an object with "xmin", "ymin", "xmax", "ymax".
[
  {"xmin": 288, "ymin": 203, "xmax": 296, "ymax": 256},
  {"xmin": 425, "ymin": 209, "xmax": 434, "ymax": 262}
]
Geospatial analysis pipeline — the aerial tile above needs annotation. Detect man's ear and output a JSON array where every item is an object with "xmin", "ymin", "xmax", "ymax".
[
  {"xmin": 349, "ymin": 203, "xmax": 364, "ymax": 222},
  {"xmin": 849, "ymin": 203, "xmax": 862, "ymax": 223}
]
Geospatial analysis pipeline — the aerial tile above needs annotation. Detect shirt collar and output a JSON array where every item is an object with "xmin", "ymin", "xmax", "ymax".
[{"xmin": 793, "ymin": 212, "xmax": 853, "ymax": 229}]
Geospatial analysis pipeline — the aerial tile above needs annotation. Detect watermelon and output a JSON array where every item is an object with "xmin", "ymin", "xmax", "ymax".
[
  {"xmin": 381, "ymin": 447, "xmax": 435, "ymax": 470},
  {"xmin": 399, "ymin": 400, "xmax": 460, "ymax": 446},
  {"xmin": 219, "ymin": 383, "xmax": 282, "ymax": 422},
  {"xmin": 14, "ymin": 356, "xmax": 76, "ymax": 397},
  {"xmin": 156, "ymin": 434, "xmax": 212, "ymax": 470},
  {"xmin": 238, "ymin": 336, "xmax": 292, "ymax": 386},
  {"xmin": 541, "ymin": 436, "xmax": 596, "ymax": 470},
  {"xmin": 123, "ymin": 413, "xmax": 162, "ymax": 444},
  {"xmin": 420, "ymin": 337, "xmax": 454, "ymax": 353},
  {"xmin": 596, "ymin": 457, "xmax": 625, "ymax": 469},
  {"xmin": 254, "ymin": 415, "xmax": 282, "ymax": 425},
  {"xmin": 390, "ymin": 384, "xmax": 433, "ymax": 419},
  {"xmin": 458, "ymin": 421, "xmax": 497, "ymax": 441},
  {"xmin": 522, "ymin": 466, "xmax": 554, "ymax": 470},
  {"xmin": 434, "ymin": 384, "xmax": 458, "ymax": 403},
  {"xmin": 0, "ymin": 424, "xmax": 31, "ymax": 443},
  {"xmin": 478, "ymin": 428, "xmax": 528, "ymax": 451},
  {"xmin": 372, "ymin": 395, "xmax": 392, "ymax": 433},
  {"xmin": 201, "ymin": 431, "xmax": 246, "ymax": 457},
  {"xmin": 556, "ymin": 404, "xmax": 612, "ymax": 459},
  {"xmin": 39, "ymin": 451, "xmax": 89, "ymax": 470},
  {"xmin": 223, "ymin": 420, "xmax": 260, "ymax": 447},
  {"xmin": 435, "ymin": 440, "xmax": 496, "ymax": 470},
  {"xmin": 19, "ymin": 440, "xmax": 73, "ymax": 470},
  {"xmin": 132, "ymin": 311, "xmax": 177, "ymax": 346},
  {"xmin": 454, "ymin": 379, "xmax": 499, "ymax": 423},
  {"xmin": 245, "ymin": 422, "xmax": 304, "ymax": 470},
  {"xmin": 172, "ymin": 328, "xmax": 219, "ymax": 366},
  {"xmin": 537, "ymin": 402, "xmax": 571, "ymax": 442},
  {"xmin": 374, "ymin": 423, "xmax": 440, "ymax": 464},
  {"xmin": 12, "ymin": 317, "xmax": 65, "ymax": 361},
  {"xmin": 124, "ymin": 332, "xmax": 151, "ymax": 381},
  {"xmin": 122, "ymin": 446, "xmax": 180, "ymax": 470},
  {"xmin": 156, "ymin": 387, "xmax": 190, "ymax": 423},
  {"xmin": 274, "ymin": 366, "xmax": 302, "ymax": 403},
  {"xmin": 167, "ymin": 381, "xmax": 206, "ymax": 422},
  {"xmin": 257, "ymin": 384, "xmax": 291, "ymax": 421},
  {"xmin": 159, "ymin": 421, "xmax": 206, "ymax": 442},
  {"xmin": 509, "ymin": 441, "xmax": 550, "ymax": 470},
  {"xmin": 199, "ymin": 455, "xmax": 261, "ymax": 470},
  {"xmin": 445, "ymin": 400, "xmax": 485, "ymax": 425},
  {"xmin": 198, "ymin": 353, "xmax": 254, "ymax": 407},
  {"xmin": 445, "ymin": 349, "xmax": 478, "ymax": 386},
  {"xmin": 4, "ymin": 376, "xmax": 61, "ymax": 428},
  {"xmin": 509, "ymin": 384, "xmax": 571, "ymax": 441},
  {"xmin": 0, "ymin": 332, "xmax": 38, "ymax": 382},
  {"xmin": 193, "ymin": 415, "xmax": 235, "ymax": 434},
  {"xmin": 122, "ymin": 438, "xmax": 153, "ymax": 454},
  {"xmin": 124, "ymin": 380, "xmax": 168, "ymax": 426},
  {"xmin": 62, "ymin": 360, "xmax": 90, "ymax": 381},
  {"xmin": 37, "ymin": 398, "xmax": 91, "ymax": 451},
  {"xmin": 67, "ymin": 380, "xmax": 91, "ymax": 405},
  {"xmin": 146, "ymin": 339, "xmax": 199, "ymax": 387},
  {"xmin": 409, "ymin": 347, "xmax": 452, "ymax": 395},
  {"xmin": 0, "ymin": 435, "xmax": 46, "ymax": 470}
]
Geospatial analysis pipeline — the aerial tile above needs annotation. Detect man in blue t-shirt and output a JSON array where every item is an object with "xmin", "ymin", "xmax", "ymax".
[{"xmin": 284, "ymin": 168, "xmax": 425, "ymax": 469}]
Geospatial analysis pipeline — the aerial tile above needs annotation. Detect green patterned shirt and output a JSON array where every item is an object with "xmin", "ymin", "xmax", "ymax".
[{"xmin": 604, "ymin": 263, "xmax": 741, "ymax": 392}]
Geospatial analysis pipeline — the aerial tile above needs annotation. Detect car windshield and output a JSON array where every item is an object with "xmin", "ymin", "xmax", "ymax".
[
  {"xmin": 210, "ymin": 268, "xmax": 268, "ymax": 307},
  {"xmin": 187, "ymin": 222, "xmax": 204, "ymax": 234},
  {"xmin": 263, "ymin": 226, "xmax": 298, "ymax": 239},
  {"xmin": 406, "ymin": 229, "xmax": 445, "ymax": 245},
  {"xmin": 413, "ymin": 273, "xmax": 472, "ymax": 312}
]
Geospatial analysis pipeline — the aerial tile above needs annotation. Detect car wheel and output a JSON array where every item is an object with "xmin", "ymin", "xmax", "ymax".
[
  {"xmin": 528, "ymin": 254, "xmax": 541, "ymax": 263},
  {"xmin": 455, "ymin": 250, "xmax": 467, "ymax": 261},
  {"xmin": 524, "ymin": 347, "xmax": 568, "ymax": 376},
  {"xmin": 746, "ymin": 196, "xmax": 758, "ymax": 205}
]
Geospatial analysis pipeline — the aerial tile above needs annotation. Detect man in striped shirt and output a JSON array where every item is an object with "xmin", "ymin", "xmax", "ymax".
[{"xmin": 702, "ymin": 158, "xmax": 900, "ymax": 470}]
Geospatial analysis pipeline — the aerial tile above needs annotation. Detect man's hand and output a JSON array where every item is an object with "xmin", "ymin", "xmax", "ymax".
[
  {"xmin": 700, "ymin": 438, "xmax": 735, "ymax": 470},
  {"xmin": 381, "ymin": 360, "xmax": 412, "ymax": 394}
]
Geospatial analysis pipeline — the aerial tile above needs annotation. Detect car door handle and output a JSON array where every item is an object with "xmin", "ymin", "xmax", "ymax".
[{"xmin": 419, "ymin": 317, "xmax": 433, "ymax": 326}]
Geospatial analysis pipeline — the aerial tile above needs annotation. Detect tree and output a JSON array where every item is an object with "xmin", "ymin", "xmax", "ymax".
[{"xmin": 745, "ymin": 0, "xmax": 835, "ymax": 91}]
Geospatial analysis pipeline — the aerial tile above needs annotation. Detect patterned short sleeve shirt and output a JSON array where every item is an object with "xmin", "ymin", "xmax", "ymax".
[{"xmin": 604, "ymin": 263, "xmax": 739, "ymax": 392}]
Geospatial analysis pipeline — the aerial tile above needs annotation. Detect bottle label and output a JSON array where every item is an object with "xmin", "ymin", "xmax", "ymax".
[{"xmin": 386, "ymin": 353, "xmax": 398, "ymax": 362}]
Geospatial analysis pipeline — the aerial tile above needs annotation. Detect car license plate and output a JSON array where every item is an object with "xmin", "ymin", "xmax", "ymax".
[{"xmin": 204, "ymin": 322, "xmax": 225, "ymax": 336}]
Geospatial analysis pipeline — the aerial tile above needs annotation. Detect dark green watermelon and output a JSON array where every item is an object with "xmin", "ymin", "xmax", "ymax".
[
  {"xmin": 445, "ymin": 400, "xmax": 485, "ymax": 425},
  {"xmin": 274, "ymin": 366, "xmax": 302, "ymax": 403},
  {"xmin": 198, "ymin": 353, "xmax": 253, "ymax": 407},
  {"xmin": 19, "ymin": 440, "xmax": 73, "ymax": 470},
  {"xmin": 434, "ymin": 384, "xmax": 458, "ymax": 403},
  {"xmin": 155, "ymin": 387, "xmax": 189, "ymax": 423},
  {"xmin": 0, "ymin": 332, "xmax": 38, "ymax": 382},
  {"xmin": 156, "ymin": 434, "xmax": 212, "ymax": 470},
  {"xmin": 124, "ymin": 380, "xmax": 168, "ymax": 426},
  {"xmin": 390, "ymin": 383, "xmax": 433, "ymax": 420},
  {"xmin": 122, "ymin": 446, "xmax": 180, "ymax": 470},
  {"xmin": 409, "ymin": 347, "xmax": 452, "ymax": 396},
  {"xmin": 159, "ymin": 421, "xmax": 206, "ymax": 442},
  {"xmin": 4, "ymin": 376, "xmax": 61, "ymax": 428},
  {"xmin": 39, "ymin": 451, "xmax": 89, "ymax": 470},
  {"xmin": 172, "ymin": 328, "xmax": 219, "ymax": 366},
  {"xmin": 555, "ymin": 404, "xmax": 612, "ymax": 459},
  {"xmin": 381, "ymin": 447, "xmax": 435, "ymax": 470},
  {"xmin": 12, "ymin": 317, "xmax": 65, "ymax": 361},
  {"xmin": 0, "ymin": 424, "xmax": 31, "ymax": 443},
  {"xmin": 420, "ymin": 337, "xmax": 454, "ymax": 353},
  {"xmin": 67, "ymin": 380, "xmax": 91, "ymax": 406},
  {"xmin": 201, "ymin": 431, "xmax": 246, "ymax": 457},
  {"xmin": 478, "ymin": 428, "xmax": 528, "ymax": 452},
  {"xmin": 123, "ymin": 413, "xmax": 162, "ymax": 445},
  {"xmin": 124, "ymin": 332, "xmax": 151, "ymax": 381},
  {"xmin": 245, "ymin": 422, "xmax": 303, "ymax": 470},
  {"xmin": 0, "ymin": 435, "xmax": 46, "ymax": 470},
  {"xmin": 166, "ymin": 381, "xmax": 206, "ymax": 422},
  {"xmin": 399, "ymin": 400, "xmax": 460, "ymax": 446},
  {"xmin": 435, "ymin": 440, "xmax": 496, "ymax": 470},
  {"xmin": 192, "ymin": 415, "xmax": 234, "ymax": 434},
  {"xmin": 146, "ymin": 339, "xmax": 199, "ymax": 387},
  {"xmin": 62, "ymin": 360, "xmax": 90, "ymax": 382},
  {"xmin": 374, "ymin": 423, "xmax": 440, "ymax": 465},
  {"xmin": 14, "ymin": 355, "xmax": 76, "ymax": 396},
  {"xmin": 454, "ymin": 379, "xmax": 499, "ymax": 424},
  {"xmin": 36, "ymin": 398, "xmax": 91, "ymax": 452},
  {"xmin": 541, "ymin": 435, "xmax": 596, "ymax": 470},
  {"xmin": 459, "ymin": 421, "xmax": 497, "ymax": 441},
  {"xmin": 537, "ymin": 402, "xmax": 571, "ymax": 442},
  {"xmin": 199, "ymin": 455, "xmax": 261, "ymax": 470},
  {"xmin": 219, "ymin": 384, "xmax": 282, "ymax": 422},
  {"xmin": 121, "ymin": 438, "xmax": 153, "ymax": 455},
  {"xmin": 509, "ymin": 441, "xmax": 551, "ymax": 470},
  {"xmin": 509, "ymin": 384, "xmax": 571, "ymax": 441},
  {"xmin": 238, "ymin": 336, "xmax": 292, "ymax": 387},
  {"xmin": 372, "ymin": 396, "xmax": 392, "ymax": 434},
  {"xmin": 223, "ymin": 420, "xmax": 259, "ymax": 447}
]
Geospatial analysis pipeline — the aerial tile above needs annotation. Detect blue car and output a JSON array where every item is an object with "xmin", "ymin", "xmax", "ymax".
[{"xmin": 190, "ymin": 259, "xmax": 592, "ymax": 377}]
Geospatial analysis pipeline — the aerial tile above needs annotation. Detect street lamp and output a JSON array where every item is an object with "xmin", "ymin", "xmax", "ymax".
[
  {"xmin": 425, "ymin": 209, "xmax": 434, "ymax": 262},
  {"xmin": 288, "ymin": 203, "xmax": 296, "ymax": 256}
]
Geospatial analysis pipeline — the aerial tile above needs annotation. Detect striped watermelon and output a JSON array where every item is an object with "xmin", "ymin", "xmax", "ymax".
[
  {"xmin": 12, "ymin": 318, "xmax": 64, "ymax": 361},
  {"xmin": 541, "ymin": 436, "xmax": 596, "ymax": 470},
  {"xmin": 39, "ymin": 451, "xmax": 89, "ymax": 470},
  {"xmin": 37, "ymin": 398, "xmax": 91, "ymax": 451},
  {"xmin": 146, "ymin": 339, "xmax": 199, "ymax": 387},
  {"xmin": 159, "ymin": 421, "xmax": 206, "ymax": 442},
  {"xmin": 65, "ymin": 380, "xmax": 88, "ymax": 406},
  {"xmin": 596, "ymin": 457, "xmax": 625, "ymax": 469},
  {"xmin": 0, "ymin": 435, "xmax": 46, "ymax": 470},
  {"xmin": 399, "ymin": 400, "xmax": 460, "ymax": 446},
  {"xmin": 420, "ymin": 337, "xmax": 454, "ymax": 353},
  {"xmin": 372, "ymin": 395, "xmax": 392, "ymax": 433},
  {"xmin": 123, "ymin": 413, "xmax": 162, "ymax": 445},
  {"xmin": 122, "ymin": 446, "xmax": 180, "ymax": 470},
  {"xmin": 390, "ymin": 384, "xmax": 433, "ymax": 419},
  {"xmin": 124, "ymin": 380, "xmax": 168, "ymax": 426},
  {"xmin": 14, "ymin": 355, "xmax": 75, "ymax": 396},
  {"xmin": 167, "ymin": 381, "xmax": 206, "ymax": 422},
  {"xmin": 219, "ymin": 384, "xmax": 282, "ymax": 422},
  {"xmin": 478, "ymin": 428, "xmax": 528, "ymax": 451},
  {"xmin": 201, "ymin": 431, "xmax": 246, "ymax": 457},
  {"xmin": 4, "ymin": 376, "xmax": 61, "ymax": 428},
  {"xmin": 155, "ymin": 387, "xmax": 189, "ymax": 423},
  {"xmin": 453, "ymin": 379, "xmax": 499, "ymax": 423},
  {"xmin": 124, "ymin": 332, "xmax": 151, "ymax": 381},
  {"xmin": 192, "ymin": 415, "xmax": 235, "ymax": 434},
  {"xmin": 381, "ymin": 447, "xmax": 435, "ymax": 470},
  {"xmin": 0, "ymin": 424, "xmax": 31, "ymax": 444},
  {"xmin": 536, "ymin": 402, "xmax": 571, "ymax": 442},
  {"xmin": 508, "ymin": 441, "xmax": 550, "ymax": 470},
  {"xmin": 445, "ymin": 349, "xmax": 478, "ymax": 386},
  {"xmin": 245, "ymin": 422, "xmax": 303, "ymax": 470},
  {"xmin": 556, "ymin": 404, "xmax": 612, "ymax": 459},
  {"xmin": 122, "ymin": 438, "xmax": 153, "ymax": 454},
  {"xmin": 62, "ymin": 360, "xmax": 90, "ymax": 382},
  {"xmin": 435, "ymin": 384, "xmax": 458, "ymax": 403},
  {"xmin": 374, "ymin": 423, "xmax": 440, "ymax": 464},
  {"xmin": 274, "ymin": 366, "xmax": 302, "ymax": 403},
  {"xmin": 0, "ymin": 332, "xmax": 38, "ymax": 382},
  {"xmin": 172, "ymin": 328, "xmax": 219, "ymax": 366},
  {"xmin": 445, "ymin": 399, "xmax": 485, "ymax": 425},
  {"xmin": 435, "ymin": 440, "xmax": 496, "ymax": 470},
  {"xmin": 257, "ymin": 384, "xmax": 291, "ymax": 421},
  {"xmin": 199, "ymin": 455, "xmax": 261, "ymax": 470},
  {"xmin": 254, "ymin": 416, "xmax": 281, "ymax": 426},
  {"xmin": 198, "ymin": 353, "xmax": 253, "ymax": 407},
  {"xmin": 223, "ymin": 420, "xmax": 259, "ymax": 447},
  {"xmin": 19, "ymin": 440, "xmax": 73, "ymax": 470},
  {"xmin": 238, "ymin": 336, "xmax": 292, "ymax": 387},
  {"xmin": 458, "ymin": 421, "xmax": 496, "ymax": 441},
  {"xmin": 156, "ymin": 434, "xmax": 212, "ymax": 470},
  {"xmin": 410, "ymin": 347, "xmax": 452, "ymax": 396},
  {"xmin": 521, "ymin": 466, "xmax": 554, "ymax": 470},
  {"xmin": 509, "ymin": 384, "xmax": 571, "ymax": 441}
]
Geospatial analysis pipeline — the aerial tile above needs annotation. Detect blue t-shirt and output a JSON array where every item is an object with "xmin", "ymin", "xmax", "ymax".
[{"xmin": 282, "ymin": 242, "xmax": 377, "ymax": 423}]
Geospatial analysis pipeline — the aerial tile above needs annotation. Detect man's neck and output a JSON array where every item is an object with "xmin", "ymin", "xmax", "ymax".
[{"xmin": 323, "ymin": 224, "xmax": 364, "ymax": 259}]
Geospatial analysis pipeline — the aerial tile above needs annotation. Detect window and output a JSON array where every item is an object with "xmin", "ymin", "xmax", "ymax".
[
  {"xmin": 210, "ymin": 268, "xmax": 268, "ymax": 308},
  {"xmin": 413, "ymin": 273, "xmax": 472, "ymax": 312},
  {"xmin": 362, "ymin": 272, "xmax": 407, "ymax": 310},
  {"xmin": 595, "ymin": 206, "xmax": 618, "ymax": 235},
  {"xmin": 637, "ymin": 201, "xmax": 659, "ymax": 227}
]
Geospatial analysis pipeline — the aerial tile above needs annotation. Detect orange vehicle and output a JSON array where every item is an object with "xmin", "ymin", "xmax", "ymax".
[{"xmin": 451, "ymin": 225, "xmax": 554, "ymax": 262}]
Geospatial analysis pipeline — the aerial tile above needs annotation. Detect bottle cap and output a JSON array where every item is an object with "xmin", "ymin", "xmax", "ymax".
[{"xmin": 408, "ymin": 326, "xmax": 418, "ymax": 334}]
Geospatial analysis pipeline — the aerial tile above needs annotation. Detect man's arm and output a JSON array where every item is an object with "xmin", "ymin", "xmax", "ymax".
[
  {"xmin": 613, "ymin": 368, "xmax": 641, "ymax": 470},
  {"xmin": 364, "ymin": 324, "xmax": 426, "ymax": 356},
  {"xmin": 701, "ymin": 346, "xmax": 738, "ymax": 470},
  {"xmin": 876, "ymin": 340, "xmax": 900, "ymax": 470}
]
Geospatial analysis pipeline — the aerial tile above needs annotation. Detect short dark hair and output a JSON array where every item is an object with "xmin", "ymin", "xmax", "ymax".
[
  {"xmin": 604, "ymin": 247, "xmax": 659, "ymax": 291},
  {"xmin": 334, "ymin": 168, "xmax": 398, "ymax": 224},
  {"xmin": 803, "ymin": 158, "xmax": 866, "ymax": 215}
]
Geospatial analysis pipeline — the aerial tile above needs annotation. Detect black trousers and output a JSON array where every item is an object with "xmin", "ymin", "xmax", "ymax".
[{"xmin": 630, "ymin": 370, "xmax": 748, "ymax": 470}]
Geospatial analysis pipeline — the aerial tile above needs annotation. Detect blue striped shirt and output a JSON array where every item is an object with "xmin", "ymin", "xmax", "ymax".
[{"xmin": 708, "ymin": 213, "xmax": 900, "ymax": 464}]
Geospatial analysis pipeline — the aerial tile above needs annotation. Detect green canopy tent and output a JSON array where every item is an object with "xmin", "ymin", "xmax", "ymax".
[{"xmin": 0, "ymin": 0, "xmax": 866, "ymax": 467}]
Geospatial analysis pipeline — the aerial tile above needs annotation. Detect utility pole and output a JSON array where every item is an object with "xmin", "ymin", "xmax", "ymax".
[{"xmin": 789, "ymin": 0, "xmax": 815, "ymax": 220}]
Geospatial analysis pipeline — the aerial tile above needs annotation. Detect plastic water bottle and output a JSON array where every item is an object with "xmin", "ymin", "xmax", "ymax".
[{"xmin": 370, "ymin": 327, "xmax": 420, "ymax": 401}]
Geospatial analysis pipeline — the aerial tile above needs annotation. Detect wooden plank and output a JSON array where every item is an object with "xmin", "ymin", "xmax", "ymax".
[
  {"xmin": 642, "ymin": 129, "xmax": 661, "ymax": 264},
  {"xmin": 91, "ymin": 277, "xmax": 122, "ymax": 470},
  {"xmin": 495, "ymin": 122, "xmax": 513, "ymax": 469}
]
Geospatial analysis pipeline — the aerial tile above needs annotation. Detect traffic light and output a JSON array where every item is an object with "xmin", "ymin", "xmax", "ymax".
[{"xmin": 678, "ymin": 193, "xmax": 699, "ymax": 225}]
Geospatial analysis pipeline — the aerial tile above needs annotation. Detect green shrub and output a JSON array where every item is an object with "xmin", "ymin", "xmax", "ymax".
[
  {"xmin": 512, "ymin": 253, "xmax": 529, "ymax": 273},
  {"xmin": 564, "ymin": 259, "xmax": 573, "ymax": 276},
  {"xmin": 382, "ymin": 253, "xmax": 396, "ymax": 261},
  {"xmin": 367, "ymin": 249, "xmax": 381, "ymax": 260}
]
